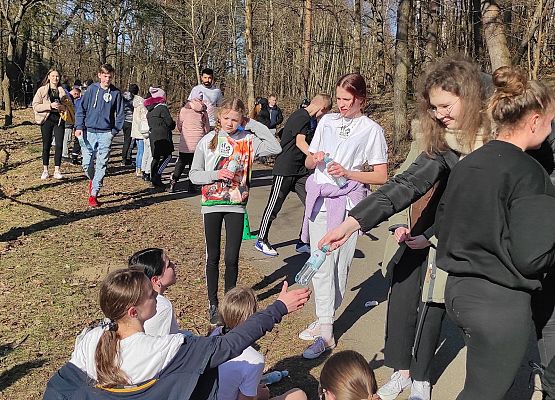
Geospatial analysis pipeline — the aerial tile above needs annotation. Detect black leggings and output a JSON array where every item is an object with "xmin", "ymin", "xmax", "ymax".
[
  {"xmin": 172, "ymin": 152, "xmax": 194, "ymax": 182},
  {"xmin": 446, "ymin": 275, "xmax": 532, "ymax": 400},
  {"xmin": 203, "ymin": 212, "xmax": 244, "ymax": 306},
  {"xmin": 384, "ymin": 247, "xmax": 445, "ymax": 381},
  {"xmin": 41, "ymin": 115, "xmax": 65, "ymax": 166}
]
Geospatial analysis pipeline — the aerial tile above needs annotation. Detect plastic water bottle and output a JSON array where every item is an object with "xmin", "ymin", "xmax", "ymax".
[
  {"xmin": 260, "ymin": 370, "xmax": 289, "ymax": 385},
  {"xmin": 295, "ymin": 245, "xmax": 330, "ymax": 286},
  {"xmin": 323, "ymin": 155, "xmax": 347, "ymax": 188},
  {"xmin": 227, "ymin": 157, "xmax": 239, "ymax": 173}
]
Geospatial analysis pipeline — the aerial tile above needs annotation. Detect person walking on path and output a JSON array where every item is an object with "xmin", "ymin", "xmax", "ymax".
[
  {"xmin": 130, "ymin": 87, "xmax": 147, "ymax": 177},
  {"xmin": 144, "ymin": 87, "xmax": 176, "ymax": 189},
  {"xmin": 255, "ymin": 94, "xmax": 331, "ymax": 256},
  {"xmin": 32, "ymin": 69, "xmax": 68, "ymax": 180},
  {"xmin": 189, "ymin": 98, "xmax": 281, "ymax": 324},
  {"xmin": 188, "ymin": 68, "xmax": 223, "ymax": 129},
  {"xmin": 299, "ymin": 73, "xmax": 388, "ymax": 360},
  {"xmin": 75, "ymin": 63, "xmax": 124, "ymax": 207},
  {"xmin": 168, "ymin": 97, "xmax": 210, "ymax": 193}
]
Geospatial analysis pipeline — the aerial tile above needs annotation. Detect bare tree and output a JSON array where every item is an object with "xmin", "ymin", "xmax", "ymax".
[
  {"xmin": 481, "ymin": 0, "xmax": 511, "ymax": 70},
  {"xmin": 245, "ymin": 0, "xmax": 255, "ymax": 112},
  {"xmin": 393, "ymin": 0, "xmax": 411, "ymax": 150}
]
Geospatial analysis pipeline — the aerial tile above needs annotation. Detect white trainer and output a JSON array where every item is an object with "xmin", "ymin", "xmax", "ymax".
[
  {"xmin": 40, "ymin": 171, "xmax": 49, "ymax": 180},
  {"xmin": 408, "ymin": 380, "xmax": 431, "ymax": 400},
  {"xmin": 377, "ymin": 371, "xmax": 412, "ymax": 400},
  {"xmin": 299, "ymin": 320, "xmax": 320, "ymax": 341}
]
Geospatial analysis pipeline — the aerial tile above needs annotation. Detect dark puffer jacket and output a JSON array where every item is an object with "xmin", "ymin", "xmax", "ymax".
[{"xmin": 145, "ymin": 97, "xmax": 176, "ymax": 157}]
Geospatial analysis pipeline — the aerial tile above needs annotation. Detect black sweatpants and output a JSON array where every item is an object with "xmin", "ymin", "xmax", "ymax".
[
  {"xmin": 41, "ymin": 114, "xmax": 65, "ymax": 166},
  {"xmin": 532, "ymin": 272, "xmax": 555, "ymax": 399},
  {"xmin": 446, "ymin": 275, "xmax": 532, "ymax": 400},
  {"xmin": 122, "ymin": 121, "xmax": 133, "ymax": 162},
  {"xmin": 258, "ymin": 174, "xmax": 308, "ymax": 242},
  {"xmin": 384, "ymin": 247, "xmax": 445, "ymax": 381},
  {"xmin": 203, "ymin": 212, "xmax": 244, "ymax": 306},
  {"xmin": 71, "ymin": 133, "xmax": 81, "ymax": 158},
  {"xmin": 172, "ymin": 152, "xmax": 195, "ymax": 182}
]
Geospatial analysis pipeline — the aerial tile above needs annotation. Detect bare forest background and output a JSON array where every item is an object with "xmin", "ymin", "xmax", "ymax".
[{"xmin": 1, "ymin": 0, "xmax": 555, "ymax": 154}]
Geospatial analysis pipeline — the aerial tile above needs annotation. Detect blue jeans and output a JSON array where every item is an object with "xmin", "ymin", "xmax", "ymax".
[
  {"xmin": 78, "ymin": 130, "xmax": 113, "ymax": 196},
  {"xmin": 136, "ymin": 139, "xmax": 144, "ymax": 170}
]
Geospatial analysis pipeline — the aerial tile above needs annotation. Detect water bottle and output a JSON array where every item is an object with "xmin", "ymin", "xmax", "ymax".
[
  {"xmin": 225, "ymin": 156, "xmax": 239, "ymax": 186},
  {"xmin": 260, "ymin": 370, "xmax": 289, "ymax": 385},
  {"xmin": 295, "ymin": 245, "xmax": 330, "ymax": 286},
  {"xmin": 323, "ymin": 155, "xmax": 347, "ymax": 188}
]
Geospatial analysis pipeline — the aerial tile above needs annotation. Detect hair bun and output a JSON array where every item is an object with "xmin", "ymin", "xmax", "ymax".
[{"xmin": 492, "ymin": 66, "xmax": 527, "ymax": 97}]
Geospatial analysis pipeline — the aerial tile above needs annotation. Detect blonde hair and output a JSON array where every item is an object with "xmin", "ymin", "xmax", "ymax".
[
  {"xmin": 219, "ymin": 286, "xmax": 258, "ymax": 329},
  {"xmin": 209, "ymin": 97, "xmax": 247, "ymax": 151},
  {"xmin": 418, "ymin": 55, "xmax": 492, "ymax": 155},
  {"xmin": 488, "ymin": 66, "xmax": 555, "ymax": 131},
  {"xmin": 95, "ymin": 269, "xmax": 151, "ymax": 388},
  {"xmin": 319, "ymin": 350, "xmax": 377, "ymax": 400},
  {"xmin": 312, "ymin": 93, "xmax": 333, "ymax": 111}
]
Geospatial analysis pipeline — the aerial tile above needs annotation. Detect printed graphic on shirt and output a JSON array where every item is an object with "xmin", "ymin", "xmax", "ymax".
[{"xmin": 202, "ymin": 134, "xmax": 254, "ymax": 206}]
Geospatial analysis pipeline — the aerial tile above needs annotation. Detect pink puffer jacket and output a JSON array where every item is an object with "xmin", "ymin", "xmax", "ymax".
[{"xmin": 177, "ymin": 100, "xmax": 210, "ymax": 153}]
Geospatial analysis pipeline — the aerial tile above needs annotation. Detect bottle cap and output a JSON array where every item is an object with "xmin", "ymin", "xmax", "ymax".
[{"xmin": 321, "ymin": 245, "xmax": 330, "ymax": 252}]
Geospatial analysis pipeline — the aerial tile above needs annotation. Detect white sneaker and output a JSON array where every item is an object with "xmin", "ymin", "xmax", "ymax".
[
  {"xmin": 408, "ymin": 380, "xmax": 431, "ymax": 400},
  {"xmin": 40, "ymin": 171, "xmax": 49, "ymax": 180},
  {"xmin": 299, "ymin": 321, "xmax": 320, "ymax": 341},
  {"xmin": 254, "ymin": 239, "xmax": 278, "ymax": 256},
  {"xmin": 53, "ymin": 171, "xmax": 63, "ymax": 180},
  {"xmin": 377, "ymin": 371, "xmax": 412, "ymax": 400}
]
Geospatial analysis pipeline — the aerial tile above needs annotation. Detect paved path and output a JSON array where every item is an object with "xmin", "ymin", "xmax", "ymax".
[{"xmin": 165, "ymin": 141, "xmax": 541, "ymax": 399}]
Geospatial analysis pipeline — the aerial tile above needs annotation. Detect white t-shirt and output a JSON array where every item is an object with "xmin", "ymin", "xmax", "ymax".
[
  {"xmin": 211, "ymin": 327, "xmax": 265, "ymax": 400},
  {"xmin": 188, "ymin": 85, "xmax": 223, "ymax": 127},
  {"xmin": 144, "ymin": 294, "xmax": 179, "ymax": 336},
  {"xmin": 308, "ymin": 113, "xmax": 388, "ymax": 209},
  {"xmin": 69, "ymin": 327, "xmax": 184, "ymax": 384}
]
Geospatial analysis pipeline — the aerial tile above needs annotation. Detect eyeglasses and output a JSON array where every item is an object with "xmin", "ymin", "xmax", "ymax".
[{"xmin": 427, "ymin": 97, "xmax": 460, "ymax": 118}]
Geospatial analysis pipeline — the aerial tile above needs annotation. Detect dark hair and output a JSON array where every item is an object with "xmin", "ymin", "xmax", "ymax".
[
  {"xmin": 74, "ymin": 79, "xmax": 82, "ymax": 87},
  {"xmin": 85, "ymin": 79, "xmax": 94, "ymax": 86},
  {"xmin": 72, "ymin": 87, "xmax": 82, "ymax": 93},
  {"xmin": 128, "ymin": 84, "xmax": 139, "ymax": 96},
  {"xmin": 201, "ymin": 68, "xmax": 214, "ymax": 77},
  {"xmin": 41, "ymin": 69, "xmax": 61, "ymax": 87},
  {"xmin": 336, "ymin": 73, "xmax": 367, "ymax": 104},
  {"xmin": 488, "ymin": 66, "xmax": 555, "ymax": 129},
  {"xmin": 98, "ymin": 63, "xmax": 115, "ymax": 74},
  {"xmin": 128, "ymin": 248, "xmax": 165, "ymax": 279}
]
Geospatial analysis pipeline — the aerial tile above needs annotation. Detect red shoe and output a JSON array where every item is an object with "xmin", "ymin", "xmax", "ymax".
[
  {"xmin": 88, "ymin": 180, "xmax": 92, "ymax": 195},
  {"xmin": 88, "ymin": 196, "xmax": 99, "ymax": 207}
]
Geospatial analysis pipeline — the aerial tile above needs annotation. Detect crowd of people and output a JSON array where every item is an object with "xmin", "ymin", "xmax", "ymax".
[{"xmin": 34, "ymin": 55, "xmax": 555, "ymax": 400}]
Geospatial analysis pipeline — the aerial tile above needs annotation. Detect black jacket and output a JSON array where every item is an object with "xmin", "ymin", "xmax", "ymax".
[
  {"xmin": 256, "ymin": 106, "xmax": 283, "ymax": 129},
  {"xmin": 145, "ymin": 97, "xmax": 176, "ymax": 156}
]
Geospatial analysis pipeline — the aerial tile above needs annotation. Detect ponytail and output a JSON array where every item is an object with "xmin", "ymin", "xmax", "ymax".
[{"xmin": 95, "ymin": 269, "xmax": 149, "ymax": 388}]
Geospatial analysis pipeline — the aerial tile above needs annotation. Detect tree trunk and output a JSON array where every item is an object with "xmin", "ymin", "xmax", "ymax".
[
  {"xmin": 393, "ymin": 0, "xmax": 411, "ymax": 152},
  {"xmin": 245, "ymin": 0, "xmax": 255, "ymax": 113},
  {"xmin": 302, "ymin": 0, "xmax": 312, "ymax": 97},
  {"xmin": 424, "ymin": 0, "xmax": 439, "ymax": 63},
  {"xmin": 481, "ymin": 0, "xmax": 511, "ymax": 70},
  {"xmin": 353, "ymin": 0, "xmax": 361, "ymax": 73},
  {"xmin": 269, "ymin": 0, "xmax": 275, "ymax": 92}
]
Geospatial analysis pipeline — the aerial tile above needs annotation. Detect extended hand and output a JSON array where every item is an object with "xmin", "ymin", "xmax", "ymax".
[
  {"xmin": 277, "ymin": 281, "xmax": 310, "ymax": 313},
  {"xmin": 318, "ymin": 216, "xmax": 361, "ymax": 252},
  {"xmin": 74, "ymin": 129, "xmax": 83, "ymax": 138}
]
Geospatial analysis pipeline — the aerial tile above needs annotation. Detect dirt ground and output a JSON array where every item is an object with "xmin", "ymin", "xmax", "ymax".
[{"xmin": 0, "ymin": 104, "xmax": 401, "ymax": 399}]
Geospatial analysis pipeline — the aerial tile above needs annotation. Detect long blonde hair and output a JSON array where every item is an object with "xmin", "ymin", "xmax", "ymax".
[
  {"xmin": 319, "ymin": 350, "xmax": 377, "ymax": 400},
  {"xmin": 95, "ymin": 269, "xmax": 151, "ymax": 388},
  {"xmin": 418, "ymin": 55, "xmax": 492, "ymax": 155},
  {"xmin": 209, "ymin": 97, "xmax": 247, "ymax": 151}
]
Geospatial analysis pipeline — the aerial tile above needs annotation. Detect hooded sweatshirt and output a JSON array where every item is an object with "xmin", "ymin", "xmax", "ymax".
[{"xmin": 75, "ymin": 82, "xmax": 124, "ymax": 135}]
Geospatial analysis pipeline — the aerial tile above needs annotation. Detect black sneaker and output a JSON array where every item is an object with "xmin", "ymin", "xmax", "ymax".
[
  {"xmin": 71, "ymin": 157, "xmax": 80, "ymax": 165},
  {"xmin": 209, "ymin": 305, "xmax": 219, "ymax": 325},
  {"xmin": 143, "ymin": 172, "xmax": 151, "ymax": 182}
]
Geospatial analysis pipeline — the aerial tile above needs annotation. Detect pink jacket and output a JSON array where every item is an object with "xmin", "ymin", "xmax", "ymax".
[{"xmin": 177, "ymin": 101, "xmax": 210, "ymax": 153}]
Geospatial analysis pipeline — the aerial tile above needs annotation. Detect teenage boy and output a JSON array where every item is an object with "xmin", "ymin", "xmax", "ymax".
[
  {"xmin": 188, "ymin": 68, "xmax": 223, "ymax": 129},
  {"xmin": 255, "ymin": 94, "xmax": 332, "ymax": 256},
  {"xmin": 75, "ymin": 64, "xmax": 124, "ymax": 207}
]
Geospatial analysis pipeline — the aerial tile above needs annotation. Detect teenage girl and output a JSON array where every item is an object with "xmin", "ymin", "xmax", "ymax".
[
  {"xmin": 436, "ymin": 66, "xmax": 555, "ymax": 400},
  {"xmin": 212, "ymin": 286, "xmax": 307, "ymax": 400},
  {"xmin": 32, "ymin": 69, "xmax": 67, "ymax": 180},
  {"xmin": 44, "ymin": 269, "xmax": 310, "ymax": 398},
  {"xmin": 299, "ymin": 73, "xmax": 388, "ymax": 359},
  {"xmin": 317, "ymin": 56, "xmax": 492, "ymax": 399},
  {"xmin": 128, "ymin": 248, "xmax": 179, "ymax": 336},
  {"xmin": 318, "ymin": 350, "xmax": 379, "ymax": 400},
  {"xmin": 189, "ymin": 98, "xmax": 281, "ymax": 324}
]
